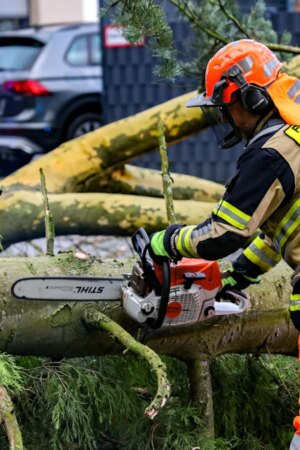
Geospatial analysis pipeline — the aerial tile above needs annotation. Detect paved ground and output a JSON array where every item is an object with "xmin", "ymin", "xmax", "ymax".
[{"xmin": 1, "ymin": 235, "xmax": 134, "ymax": 259}]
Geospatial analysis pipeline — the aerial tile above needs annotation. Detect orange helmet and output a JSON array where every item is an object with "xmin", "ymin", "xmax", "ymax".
[{"xmin": 187, "ymin": 39, "xmax": 282, "ymax": 108}]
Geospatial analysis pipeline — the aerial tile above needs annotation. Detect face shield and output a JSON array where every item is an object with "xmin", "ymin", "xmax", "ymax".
[
  {"xmin": 202, "ymin": 105, "xmax": 242, "ymax": 149},
  {"xmin": 186, "ymin": 78, "xmax": 242, "ymax": 149}
]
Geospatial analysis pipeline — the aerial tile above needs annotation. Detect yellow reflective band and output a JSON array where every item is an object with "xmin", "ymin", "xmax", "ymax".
[
  {"xmin": 220, "ymin": 200, "xmax": 251, "ymax": 221},
  {"xmin": 244, "ymin": 236, "xmax": 281, "ymax": 271},
  {"xmin": 254, "ymin": 237, "xmax": 281, "ymax": 262},
  {"xmin": 243, "ymin": 247, "xmax": 273, "ymax": 272},
  {"xmin": 176, "ymin": 226, "xmax": 199, "ymax": 258},
  {"xmin": 213, "ymin": 200, "xmax": 250, "ymax": 230},
  {"xmin": 290, "ymin": 294, "xmax": 300, "ymax": 311},
  {"xmin": 274, "ymin": 199, "xmax": 300, "ymax": 252}
]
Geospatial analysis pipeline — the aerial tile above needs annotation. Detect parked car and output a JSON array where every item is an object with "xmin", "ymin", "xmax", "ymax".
[{"xmin": 0, "ymin": 22, "xmax": 102, "ymax": 175}]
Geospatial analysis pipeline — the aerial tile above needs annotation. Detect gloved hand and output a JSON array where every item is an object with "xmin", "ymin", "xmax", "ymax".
[
  {"xmin": 218, "ymin": 266, "xmax": 260, "ymax": 300},
  {"xmin": 149, "ymin": 225, "xmax": 182, "ymax": 264},
  {"xmin": 148, "ymin": 230, "xmax": 170, "ymax": 265}
]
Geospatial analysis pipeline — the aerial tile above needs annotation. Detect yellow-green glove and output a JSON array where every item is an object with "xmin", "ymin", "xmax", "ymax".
[{"xmin": 149, "ymin": 225, "xmax": 182, "ymax": 263}]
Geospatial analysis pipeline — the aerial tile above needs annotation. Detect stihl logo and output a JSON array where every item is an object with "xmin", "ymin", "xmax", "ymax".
[{"xmin": 74, "ymin": 286, "xmax": 104, "ymax": 294}]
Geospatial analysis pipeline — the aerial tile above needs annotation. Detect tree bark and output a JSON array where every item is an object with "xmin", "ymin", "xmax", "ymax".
[
  {"xmin": 0, "ymin": 190, "xmax": 215, "ymax": 247},
  {"xmin": 186, "ymin": 359, "xmax": 215, "ymax": 438},
  {"xmin": 0, "ymin": 253, "xmax": 297, "ymax": 359},
  {"xmin": 0, "ymin": 386, "xmax": 23, "ymax": 450},
  {"xmin": 94, "ymin": 165, "xmax": 224, "ymax": 202},
  {"xmin": 0, "ymin": 92, "xmax": 206, "ymax": 195}
]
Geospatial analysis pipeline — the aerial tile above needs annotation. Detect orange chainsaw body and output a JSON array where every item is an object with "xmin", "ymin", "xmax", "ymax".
[{"xmin": 154, "ymin": 257, "xmax": 222, "ymax": 292}]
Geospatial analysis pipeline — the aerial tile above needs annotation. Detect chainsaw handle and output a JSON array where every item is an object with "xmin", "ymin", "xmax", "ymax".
[
  {"xmin": 149, "ymin": 259, "xmax": 170, "ymax": 329},
  {"xmin": 132, "ymin": 227, "xmax": 150, "ymax": 260},
  {"xmin": 215, "ymin": 288, "xmax": 249, "ymax": 315},
  {"xmin": 131, "ymin": 228, "xmax": 171, "ymax": 329}
]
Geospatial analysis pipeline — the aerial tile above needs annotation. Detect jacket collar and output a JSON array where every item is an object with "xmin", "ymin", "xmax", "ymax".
[{"xmin": 244, "ymin": 111, "xmax": 285, "ymax": 149}]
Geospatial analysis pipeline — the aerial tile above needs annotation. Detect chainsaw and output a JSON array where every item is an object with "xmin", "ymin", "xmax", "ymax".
[{"xmin": 11, "ymin": 228, "xmax": 248, "ymax": 329}]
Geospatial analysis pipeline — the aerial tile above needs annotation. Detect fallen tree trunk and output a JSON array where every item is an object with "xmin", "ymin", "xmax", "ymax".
[
  {"xmin": 285, "ymin": 55, "xmax": 300, "ymax": 78},
  {"xmin": 0, "ymin": 253, "xmax": 296, "ymax": 359},
  {"xmin": 0, "ymin": 190, "xmax": 216, "ymax": 247},
  {"xmin": 0, "ymin": 92, "xmax": 206, "ymax": 194},
  {"xmin": 97, "ymin": 164, "xmax": 224, "ymax": 202}
]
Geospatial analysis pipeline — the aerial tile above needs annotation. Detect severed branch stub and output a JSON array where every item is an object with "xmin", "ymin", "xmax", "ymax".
[
  {"xmin": 39, "ymin": 168, "xmax": 55, "ymax": 256},
  {"xmin": 158, "ymin": 120, "xmax": 177, "ymax": 225},
  {"xmin": 0, "ymin": 386, "xmax": 23, "ymax": 450},
  {"xmin": 84, "ymin": 310, "xmax": 171, "ymax": 419}
]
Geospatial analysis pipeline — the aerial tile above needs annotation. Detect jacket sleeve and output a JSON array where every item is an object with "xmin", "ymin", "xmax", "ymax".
[
  {"xmin": 169, "ymin": 146, "xmax": 295, "ymax": 261},
  {"xmin": 233, "ymin": 232, "xmax": 282, "ymax": 277}
]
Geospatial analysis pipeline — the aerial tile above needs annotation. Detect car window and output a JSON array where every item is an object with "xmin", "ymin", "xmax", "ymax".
[
  {"xmin": 0, "ymin": 37, "xmax": 43, "ymax": 71},
  {"xmin": 66, "ymin": 33, "xmax": 101, "ymax": 67},
  {"xmin": 91, "ymin": 34, "xmax": 101, "ymax": 65},
  {"xmin": 66, "ymin": 35, "xmax": 88, "ymax": 66}
]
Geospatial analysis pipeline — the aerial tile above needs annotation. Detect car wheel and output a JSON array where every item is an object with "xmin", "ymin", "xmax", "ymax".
[{"xmin": 65, "ymin": 112, "xmax": 101, "ymax": 140}]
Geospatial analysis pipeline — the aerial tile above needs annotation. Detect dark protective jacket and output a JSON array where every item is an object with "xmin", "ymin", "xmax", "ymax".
[{"xmin": 170, "ymin": 113, "xmax": 300, "ymax": 283}]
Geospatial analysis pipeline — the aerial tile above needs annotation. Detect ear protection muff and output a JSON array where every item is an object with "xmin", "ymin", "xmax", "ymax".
[{"xmin": 227, "ymin": 65, "xmax": 271, "ymax": 114}]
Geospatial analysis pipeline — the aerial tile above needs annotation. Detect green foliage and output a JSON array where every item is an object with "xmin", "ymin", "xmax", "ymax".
[
  {"xmin": 0, "ymin": 353, "xmax": 298, "ymax": 449},
  {"xmin": 17, "ymin": 356, "xmax": 144, "ymax": 450},
  {"xmin": 241, "ymin": 0, "xmax": 292, "ymax": 59},
  {"xmin": 0, "ymin": 353, "xmax": 24, "ymax": 393},
  {"xmin": 100, "ymin": 0, "xmax": 182, "ymax": 79},
  {"xmin": 101, "ymin": 0, "xmax": 293, "ymax": 83},
  {"xmin": 211, "ymin": 354, "xmax": 298, "ymax": 449}
]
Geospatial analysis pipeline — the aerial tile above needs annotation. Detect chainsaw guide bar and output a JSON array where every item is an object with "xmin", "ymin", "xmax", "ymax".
[{"xmin": 11, "ymin": 276, "xmax": 124, "ymax": 301}]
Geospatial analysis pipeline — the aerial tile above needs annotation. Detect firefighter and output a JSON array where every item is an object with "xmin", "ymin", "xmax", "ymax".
[{"xmin": 149, "ymin": 39, "xmax": 300, "ymax": 332}]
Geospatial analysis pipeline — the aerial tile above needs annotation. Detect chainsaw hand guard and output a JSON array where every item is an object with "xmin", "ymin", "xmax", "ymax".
[{"xmin": 131, "ymin": 227, "xmax": 171, "ymax": 329}]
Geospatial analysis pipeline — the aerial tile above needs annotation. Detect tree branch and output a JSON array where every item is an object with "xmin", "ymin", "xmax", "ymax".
[
  {"xmin": 169, "ymin": 0, "xmax": 228, "ymax": 44},
  {"xmin": 39, "ymin": 169, "xmax": 55, "ymax": 256},
  {"xmin": 84, "ymin": 310, "xmax": 171, "ymax": 419},
  {"xmin": 158, "ymin": 121, "xmax": 177, "ymax": 225},
  {"xmin": 217, "ymin": 0, "xmax": 251, "ymax": 39},
  {"xmin": 0, "ymin": 386, "xmax": 23, "ymax": 450}
]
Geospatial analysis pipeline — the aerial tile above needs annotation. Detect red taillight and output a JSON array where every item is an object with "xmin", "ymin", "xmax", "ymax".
[{"xmin": 3, "ymin": 80, "xmax": 51, "ymax": 96}]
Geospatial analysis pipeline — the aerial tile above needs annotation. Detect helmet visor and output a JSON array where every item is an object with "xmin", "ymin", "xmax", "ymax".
[
  {"xmin": 202, "ymin": 106, "xmax": 242, "ymax": 149},
  {"xmin": 186, "ymin": 79, "xmax": 230, "ymax": 108},
  {"xmin": 186, "ymin": 92, "xmax": 216, "ymax": 107}
]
